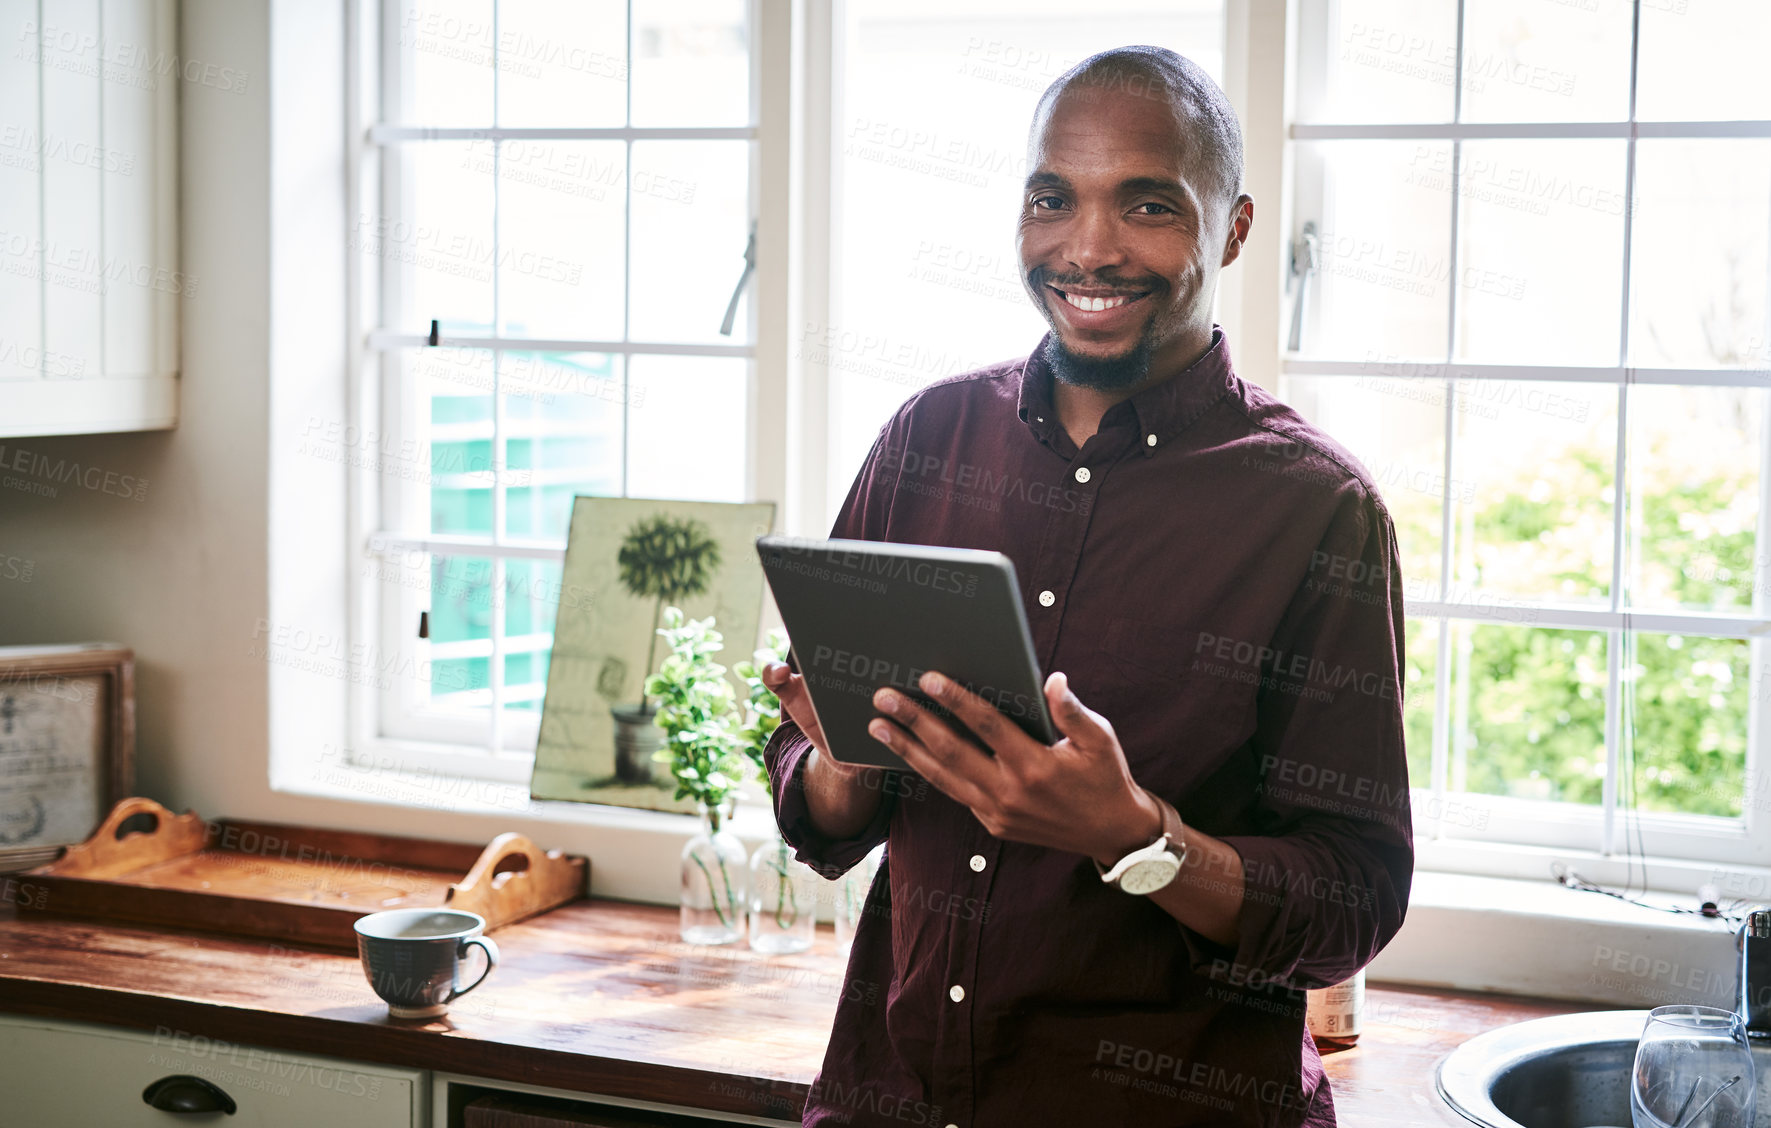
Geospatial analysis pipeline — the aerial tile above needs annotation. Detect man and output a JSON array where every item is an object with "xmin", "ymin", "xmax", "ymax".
[{"xmin": 761, "ymin": 45, "xmax": 1412, "ymax": 1128}]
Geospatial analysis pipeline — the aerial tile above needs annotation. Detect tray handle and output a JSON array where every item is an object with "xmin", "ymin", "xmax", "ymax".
[
  {"xmin": 444, "ymin": 832, "xmax": 586, "ymax": 929},
  {"xmin": 50, "ymin": 796, "xmax": 210, "ymax": 878}
]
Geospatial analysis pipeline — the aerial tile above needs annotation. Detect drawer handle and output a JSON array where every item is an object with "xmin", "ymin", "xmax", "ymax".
[{"xmin": 142, "ymin": 1074, "xmax": 238, "ymax": 1115}]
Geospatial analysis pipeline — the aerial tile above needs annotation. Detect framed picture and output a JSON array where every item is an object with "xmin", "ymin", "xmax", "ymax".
[
  {"xmin": 0, "ymin": 643, "xmax": 135, "ymax": 872},
  {"xmin": 530, "ymin": 497, "xmax": 775, "ymax": 813}
]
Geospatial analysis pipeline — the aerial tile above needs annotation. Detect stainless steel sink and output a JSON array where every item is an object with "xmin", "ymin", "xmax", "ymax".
[{"xmin": 1436, "ymin": 1010, "xmax": 1771, "ymax": 1128}]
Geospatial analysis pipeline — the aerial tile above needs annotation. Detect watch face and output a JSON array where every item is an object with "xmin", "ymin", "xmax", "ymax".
[{"xmin": 1120, "ymin": 857, "xmax": 1180, "ymax": 895}]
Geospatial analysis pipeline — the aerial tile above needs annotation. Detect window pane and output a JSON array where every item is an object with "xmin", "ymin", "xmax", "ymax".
[
  {"xmin": 833, "ymin": 0, "xmax": 1225, "ymax": 491},
  {"xmin": 1404, "ymin": 616, "xmax": 1438, "ymax": 788},
  {"xmin": 1457, "ymin": 0, "xmax": 1631, "ymax": 123},
  {"xmin": 502, "ymin": 352, "xmax": 625, "ymax": 539},
  {"xmin": 495, "ymin": 141, "xmax": 626, "ymax": 340},
  {"xmin": 428, "ymin": 553, "xmax": 494, "ymax": 709},
  {"xmin": 630, "ymin": 0, "xmax": 749, "ymax": 128},
  {"xmin": 1629, "ymin": 139, "xmax": 1771, "ymax": 371},
  {"xmin": 494, "ymin": 0, "xmax": 628, "ymax": 128},
  {"xmin": 1628, "ymin": 632, "xmax": 1749, "ymax": 820},
  {"xmin": 396, "ymin": 0, "xmax": 495, "ymax": 126},
  {"xmin": 1294, "ymin": 141, "xmax": 1453, "ymax": 362},
  {"xmin": 626, "ymin": 355, "xmax": 747, "ymax": 501},
  {"xmin": 1283, "ymin": 374, "xmax": 1445, "ymax": 599},
  {"xmin": 503, "ymin": 557, "xmax": 561, "ymax": 714},
  {"xmin": 1294, "ymin": 0, "xmax": 1459, "ymax": 124},
  {"xmin": 1628, "ymin": 386, "xmax": 1762, "ymax": 614},
  {"xmin": 386, "ymin": 143, "xmax": 496, "ymax": 335},
  {"xmin": 628, "ymin": 141, "xmax": 749, "ymax": 345},
  {"xmin": 427, "ymin": 373, "xmax": 495, "ymax": 536},
  {"xmin": 1451, "ymin": 379, "xmax": 1616, "ymax": 605},
  {"xmin": 1453, "ymin": 140, "xmax": 1625, "ymax": 366},
  {"xmin": 1637, "ymin": 0, "xmax": 1771, "ymax": 122},
  {"xmin": 1450, "ymin": 622, "xmax": 1608, "ymax": 806}
]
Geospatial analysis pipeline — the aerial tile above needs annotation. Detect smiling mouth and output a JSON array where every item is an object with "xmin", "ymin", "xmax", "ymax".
[{"xmin": 1049, "ymin": 286, "xmax": 1150, "ymax": 313}]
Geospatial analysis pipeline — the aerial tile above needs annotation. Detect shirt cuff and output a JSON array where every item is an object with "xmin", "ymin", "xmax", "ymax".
[
  {"xmin": 764, "ymin": 722, "xmax": 893, "ymax": 881},
  {"xmin": 1174, "ymin": 835, "xmax": 1318, "ymax": 993}
]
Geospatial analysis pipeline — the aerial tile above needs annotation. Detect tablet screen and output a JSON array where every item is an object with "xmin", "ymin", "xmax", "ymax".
[{"xmin": 756, "ymin": 535, "xmax": 1057, "ymax": 770}]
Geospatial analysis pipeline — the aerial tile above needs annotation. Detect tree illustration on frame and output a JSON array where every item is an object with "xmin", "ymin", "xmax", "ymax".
[{"xmin": 616, "ymin": 513, "xmax": 723, "ymax": 712}]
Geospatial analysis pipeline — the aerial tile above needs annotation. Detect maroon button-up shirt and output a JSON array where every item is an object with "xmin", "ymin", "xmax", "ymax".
[{"xmin": 764, "ymin": 326, "xmax": 1413, "ymax": 1128}]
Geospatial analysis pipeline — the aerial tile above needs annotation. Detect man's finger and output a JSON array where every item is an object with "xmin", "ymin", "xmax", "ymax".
[
  {"xmin": 917, "ymin": 670, "xmax": 1041, "ymax": 759},
  {"xmin": 870, "ymin": 690, "xmax": 994, "ymax": 811},
  {"xmin": 1044, "ymin": 671, "xmax": 1112, "ymax": 750}
]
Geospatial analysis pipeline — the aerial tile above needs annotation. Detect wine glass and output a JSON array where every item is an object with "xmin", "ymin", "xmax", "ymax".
[{"xmin": 1631, "ymin": 1005, "xmax": 1757, "ymax": 1128}]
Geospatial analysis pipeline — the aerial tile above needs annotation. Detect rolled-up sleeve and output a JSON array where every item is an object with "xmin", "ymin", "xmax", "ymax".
[
  {"xmin": 764, "ymin": 415, "xmax": 909, "ymax": 879},
  {"xmin": 1182, "ymin": 482, "xmax": 1414, "ymax": 991}
]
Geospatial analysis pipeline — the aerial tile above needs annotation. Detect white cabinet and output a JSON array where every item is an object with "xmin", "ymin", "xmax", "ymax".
[
  {"xmin": 0, "ymin": 0, "xmax": 180, "ymax": 437},
  {"xmin": 0, "ymin": 1015, "xmax": 425, "ymax": 1127}
]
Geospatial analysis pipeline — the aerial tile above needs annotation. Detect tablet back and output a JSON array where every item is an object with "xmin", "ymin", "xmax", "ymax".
[{"xmin": 756, "ymin": 535, "xmax": 1057, "ymax": 770}]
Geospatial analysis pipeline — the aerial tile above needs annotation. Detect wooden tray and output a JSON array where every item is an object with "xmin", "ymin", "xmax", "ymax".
[{"xmin": 19, "ymin": 796, "xmax": 589, "ymax": 950}]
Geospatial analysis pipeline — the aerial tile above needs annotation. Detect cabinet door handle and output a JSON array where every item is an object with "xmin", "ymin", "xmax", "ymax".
[{"xmin": 142, "ymin": 1074, "xmax": 238, "ymax": 1115}]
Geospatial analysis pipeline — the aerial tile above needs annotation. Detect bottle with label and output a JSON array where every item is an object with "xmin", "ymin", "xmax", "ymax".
[{"xmin": 1305, "ymin": 969, "xmax": 1364, "ymax": 1050}]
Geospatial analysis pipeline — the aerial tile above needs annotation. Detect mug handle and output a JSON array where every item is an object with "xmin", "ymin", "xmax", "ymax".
[{"xmin": 449, "ymin": 935, "xmax": 500, "ymax": 1002}]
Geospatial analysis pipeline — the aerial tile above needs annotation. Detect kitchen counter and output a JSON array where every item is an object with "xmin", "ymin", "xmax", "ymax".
[{"xmin": 0, "ymin": 896, "xmax": 1599, "ymax": 1124}]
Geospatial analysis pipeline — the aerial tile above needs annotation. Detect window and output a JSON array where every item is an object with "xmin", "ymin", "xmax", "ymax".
[
  {"xmin": 349, "ymin": 1, "xmax": 763, "ymax": 778},
  {"xmin": 826, "ymin": 0, "xmax": 1227, "ymax": 507},
  {"xmin": 1284, "ymin": 0, "xmax": 1771, "ymax": 869}
]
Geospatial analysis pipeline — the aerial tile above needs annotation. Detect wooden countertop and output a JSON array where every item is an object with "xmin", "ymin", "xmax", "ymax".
[{"xmin": 0, "ymin": 897, "xmax": 1595, "ymax": 1124}]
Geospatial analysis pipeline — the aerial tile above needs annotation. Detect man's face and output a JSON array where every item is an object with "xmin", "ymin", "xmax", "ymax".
[{"xmin": 1017, "ymin": 84, "xmax": 1235, "ymax": 388}]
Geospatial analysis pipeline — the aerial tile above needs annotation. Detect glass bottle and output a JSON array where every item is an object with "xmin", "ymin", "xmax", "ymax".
[
  {"xmin": 747, "ymin": 832, "xmax": 819, "ymax": 954},
  {"xmin": 1306, "ymin": 968, "xmax": 1364, "ymax": 1050},
  {"xmin": 681, "ymin": 797, "xmax": 746, "ymax": 945},
  {"xmin": 835, "ymin": 842, "xmax": 886, "ymax": 957}
]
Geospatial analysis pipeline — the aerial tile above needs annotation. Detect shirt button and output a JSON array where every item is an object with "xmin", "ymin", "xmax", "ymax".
[
  {"xmin": 969, "ymin": 854, "xmax": 986, "ymax": 872},
  {"xmin": 1038, "ymin": 590, "xmax": 1055, "ymax": 607},
  {"xmin": 1146, "ymin": 433, "xmax": 1157, "ymax": 446},
  {"xmin": 1074, "ymin": 466, "xmax": 1091, "ymax": 483},
  {"xmin": 949, "ymin": 985, "xmax": 965, "ymax": 1002}
]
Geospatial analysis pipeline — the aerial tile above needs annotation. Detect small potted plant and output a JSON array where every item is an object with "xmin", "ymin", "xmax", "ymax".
[
  {"xmin": 647, "ymin": 606, "xmax": 748, "ymax": 944},
  {"xmin": 734, "ymin": 631, "xmax": 821, "ymax": 953},
  {"xmin": 611, "ymin": 515, "xmax": 722, "ymax": 785}
]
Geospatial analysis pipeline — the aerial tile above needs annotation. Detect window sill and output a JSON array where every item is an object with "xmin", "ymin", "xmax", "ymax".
[{"xmin": 1370, "ymin": 869, "xmax": 1744, "ymax": 1009}]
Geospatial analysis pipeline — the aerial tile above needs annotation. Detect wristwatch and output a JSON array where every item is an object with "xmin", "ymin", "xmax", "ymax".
[{"xmin": 1093, "ymin": 792, "xmax": 1187, "ymax": 895}]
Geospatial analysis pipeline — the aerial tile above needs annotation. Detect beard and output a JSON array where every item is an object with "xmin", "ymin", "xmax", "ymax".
[
  {"xmin": 1029, "ymin": 264, "xmax": 1167, "ymax": 391},
  {"xmin": 1042, "ymin": 324, "xmax": 1157, "ymax": 391}
]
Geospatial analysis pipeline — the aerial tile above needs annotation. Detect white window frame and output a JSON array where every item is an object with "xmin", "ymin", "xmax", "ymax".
[
  {"xmin": 342, "ymin": 0, "xmax": 794, "ymax": 786},
  {"xmin": 322, "ymin": 0, "xmax": 1771, "ymax": 901},
  {"xmin": 1282, "ymin": 0, "xmax": 1771, "ymax": 879}
]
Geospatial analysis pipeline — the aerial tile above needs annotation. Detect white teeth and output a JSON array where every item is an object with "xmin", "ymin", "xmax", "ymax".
[{"xmin": 1061, "ymin": 292, "xmax": 1130, "ymax": 312}]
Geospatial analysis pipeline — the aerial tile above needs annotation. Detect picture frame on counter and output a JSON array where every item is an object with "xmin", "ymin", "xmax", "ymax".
[{"xmin": 0, "ymin": 644, "xmax": 135, "ymax": 872}]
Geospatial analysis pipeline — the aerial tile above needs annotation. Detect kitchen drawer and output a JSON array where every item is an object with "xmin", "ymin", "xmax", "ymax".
[{"xmin": 0, "ymin": 1014, "xmax": 424, "ymax": 1128}]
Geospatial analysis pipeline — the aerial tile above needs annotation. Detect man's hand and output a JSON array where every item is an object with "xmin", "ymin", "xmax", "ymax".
[
  {"xmin": 868, "ymin": 669, "xmax": 1159, "ymax": 863},
  {"xmin": 760, "ymin": 660, "xmax": 883, "ymax": 840},
  {"xmin": 872, "ymin": 668, "xmax": 1246, "ymax": 947}
]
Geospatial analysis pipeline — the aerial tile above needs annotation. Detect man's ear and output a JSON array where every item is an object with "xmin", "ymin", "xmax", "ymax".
[{"xmin": 1220, "ymin": 194, "xmax": 1254, "ymax": 268}]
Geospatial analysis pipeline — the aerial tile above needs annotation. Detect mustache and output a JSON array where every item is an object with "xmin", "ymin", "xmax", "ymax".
[{"xmin": 1028, "ymin": 265, "xmax": 1166, "ymax": 295}]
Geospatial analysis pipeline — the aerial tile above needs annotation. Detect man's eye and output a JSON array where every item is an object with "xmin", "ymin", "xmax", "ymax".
[
  {"xmin": 1030, "ymin": 195, "xmax": 1066, "ymax": 211},
  {"xmin": 1134, "ymin": 202, "xmax": 1173, "ymax": 216}
]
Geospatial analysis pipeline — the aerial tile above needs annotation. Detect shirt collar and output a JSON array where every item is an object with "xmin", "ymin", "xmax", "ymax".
[{"xmin": 1015, "ymin": 325, "xmax": 1239, "ymax": 456}]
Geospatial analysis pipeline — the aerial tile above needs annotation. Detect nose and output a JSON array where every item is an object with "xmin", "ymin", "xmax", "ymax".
[{"xmin": 1059, "ymin": 202, "xmax": 1128, "ymax": 278}]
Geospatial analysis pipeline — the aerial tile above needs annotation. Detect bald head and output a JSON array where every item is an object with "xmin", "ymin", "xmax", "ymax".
[{"xmin": 1031, "ymin": 46, "xmax": 1244, "ymax": 218}]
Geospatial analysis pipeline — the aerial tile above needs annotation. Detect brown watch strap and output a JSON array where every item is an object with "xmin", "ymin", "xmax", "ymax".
[{"xmin": 1152, "ymin": 793, "xmax": 1188, "ymax": 865}]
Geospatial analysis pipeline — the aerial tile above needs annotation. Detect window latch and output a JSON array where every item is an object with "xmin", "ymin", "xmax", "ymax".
[
  {"xmin": 719, "ymin": 220, "xmax": 757, "ymax": 337},
  {"xmin": 1286, "ymin": 221, "xmax": 1318, "ymax": 353}
]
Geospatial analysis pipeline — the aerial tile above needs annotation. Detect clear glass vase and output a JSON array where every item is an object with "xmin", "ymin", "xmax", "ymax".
[
  {"xmin": 835, "ymin": 842, "xmax": 885, "ymax": 958},
  {"xmin": 748, "ymin": 832, "xmax": 819, "ymax": 954},
  {"xmin": 680, "ymin": 797, "xmax": 746, "ymax": 945}
]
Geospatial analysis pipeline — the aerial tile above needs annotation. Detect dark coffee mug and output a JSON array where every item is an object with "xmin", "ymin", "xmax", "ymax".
[{"xmin": 354, "ymin": 907, "xmax": 500, "ymax": 1019}]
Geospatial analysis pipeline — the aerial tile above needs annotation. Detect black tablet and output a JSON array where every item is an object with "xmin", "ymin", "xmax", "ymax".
[{"xmin": 755, "ymin": 535, "xmax": 1058, "ymax": 770}]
